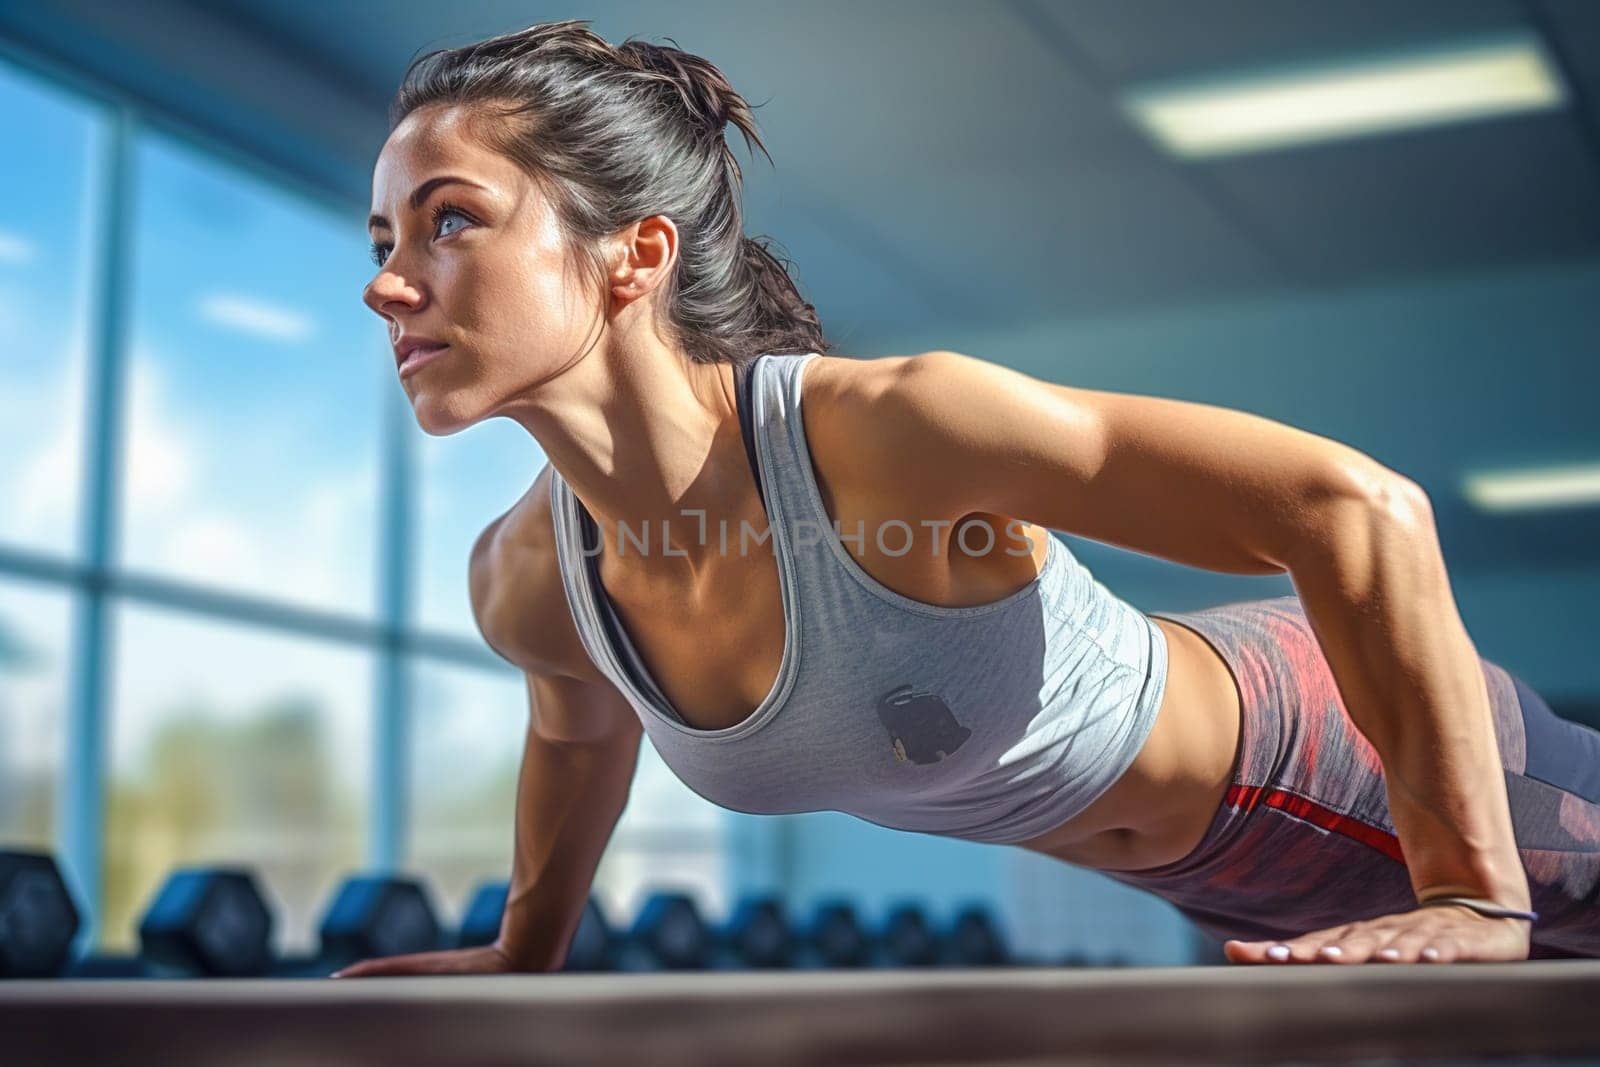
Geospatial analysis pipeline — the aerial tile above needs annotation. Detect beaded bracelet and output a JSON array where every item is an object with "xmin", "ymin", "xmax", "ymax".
[{"xmin": 1417, "ymin": 896, "xmax": 1539, "ymax": 922}]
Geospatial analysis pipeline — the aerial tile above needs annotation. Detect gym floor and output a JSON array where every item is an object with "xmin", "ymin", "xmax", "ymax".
[{"xmin": 10, "ymin": 963, "xmax": 1600, "ymax": 1066}]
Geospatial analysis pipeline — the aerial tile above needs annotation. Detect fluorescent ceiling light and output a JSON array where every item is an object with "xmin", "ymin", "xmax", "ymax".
[
  {"xmin": 1461, "ymin": 462, "xmax": 1600, "ymax": 513},
  {"xmin": 1123, "ymin": 33, "xmax": 1565, "ymax": 159}
]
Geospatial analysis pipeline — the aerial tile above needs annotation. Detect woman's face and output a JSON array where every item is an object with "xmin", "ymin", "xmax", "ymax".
[{"xmin": 364, "ymin": 104, "xmax": 602, "ymax": 435}]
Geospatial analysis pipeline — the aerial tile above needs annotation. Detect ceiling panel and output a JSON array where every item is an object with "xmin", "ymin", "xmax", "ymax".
[
  {"xmin": 1204, "ymin": 111, "xmax": 1600, "ymax": 284},
  {"xmin": 827, "ymin": 159, "xmax": 1286, "ymax": 325},
  {"xmin": 1030, "ymin": 0, "xmax": 1528, "ymax": 84}
]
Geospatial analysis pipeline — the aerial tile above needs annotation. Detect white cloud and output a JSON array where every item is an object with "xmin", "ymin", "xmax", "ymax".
[
  {"xmin": 9, "ymin": 351, "xmax": 87, "ymax": 546},
  {"xmin": 162, "ymin": 514, "xmax": 266, "ymax": 582},
  {"xmin": 8, "ymin": 345, "xmax": 195, "ymax": 547},
  {"xmin": 124, "ymin": 356, "xmax": 194, "ymax": 512},
  {"xmin": 196, "ymin": 293, "xmax": 317, "ymax": 343}
]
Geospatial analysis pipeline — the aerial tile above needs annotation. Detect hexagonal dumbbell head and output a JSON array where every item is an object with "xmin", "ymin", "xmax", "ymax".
[
  {"xmin": 0, "ymin": 851, "xmax": 81, "ymax": 978},
  {"xmin": 631, "ymin": 891, "xmax": 707, "ymax": 970},
  {"xmin": 723, "ymin": 895, "xmax": 792, "ymax": 969},
  {"xmin": 938, "ymin": 905, "xmax": 1009, "ymax": 967},
  {"xmin": 876, "ymin": 902, "xmax": 937, "ymax": 967},
  {"xmin": 802, "ymin": 898, "xmax": 868, "ymax": 968},
  {"xmin": 319, "ymin": 876, "xmax": 440, "ymax": 968},
  {"xmin": 139, "ymin": 867, "xmax": 274, "ymax": 977}
]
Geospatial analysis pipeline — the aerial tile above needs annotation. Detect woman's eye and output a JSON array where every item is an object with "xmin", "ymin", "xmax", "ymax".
[{"xmin": 434, "ymin": 206, "xmax": 471, "ymax": 238}]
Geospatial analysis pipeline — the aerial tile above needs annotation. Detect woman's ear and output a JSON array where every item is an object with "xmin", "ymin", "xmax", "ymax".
[{"xmin": 609, "ymin": 216, "xmax": 679, "ymax": 304}]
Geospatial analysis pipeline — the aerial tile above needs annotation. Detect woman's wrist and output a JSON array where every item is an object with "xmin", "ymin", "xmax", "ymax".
[
  {"xmin": 1415, "ymin": 895, "xmax": 1539, "ymax": 923},
  {"xmin": 489, "ymin": 938, "xmax": 550, "ymax": 972}
]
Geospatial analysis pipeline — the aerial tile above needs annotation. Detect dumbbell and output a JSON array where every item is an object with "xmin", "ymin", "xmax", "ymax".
[
  {"xmin": 871, "ymin": 902, "xmax": 937, "ymax": 967},
  {"xmin": 714, "ymin": 894, "xmax": 792, "ymax": 969},
  {"xmin": 936, "ymin": 905, "xmax": 1010, "ymax": 967},
  {"xmin": 52, "ymin": 864, "xmax": 443, "ymax": 978},
  {"xmin": 68, "ymin": 866, "xmax": 275, "ymax": 978},
  {"xmin": 312, "ymin": 875, "xmax": 441, "ymax": 973},
  {"xmin": 457, "ymin": 882, "xmax": 615, "ymax": 971},
  {"xmin": 271, "ymin": 873, "xmax": 445, "ymax": 976},
  {"xmin": 794, "ymin": 898, "xmax": 868, "ymax": 969},
  {"xmin": 140, "ymin": 867, "xmax": 275, "ymax": 977},
  {"xmin": 0, "ymin": 850, "xmax": 81, "ymax": 978},
  {"xmin": 617, "ymin": 890, "xmax": 709, "ymax": 971}
]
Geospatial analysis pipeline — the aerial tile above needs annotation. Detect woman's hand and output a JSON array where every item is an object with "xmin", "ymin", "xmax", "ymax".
[
  {"xmin": 331, "ymin": 941, "xmax": 534, "ymax": 978},
  {"xmin": 1223, "ymin": 903, "xmax": 1532, "ymax": 964}
]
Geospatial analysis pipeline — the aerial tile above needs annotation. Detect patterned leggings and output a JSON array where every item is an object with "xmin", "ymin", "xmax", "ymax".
[{"xmin": 1102, "ymin": 595, "xmax": 1600, "ymax": 959}]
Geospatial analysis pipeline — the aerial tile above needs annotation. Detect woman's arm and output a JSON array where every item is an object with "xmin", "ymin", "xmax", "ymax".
[
  {"xmin": 337, "ymin": 485, "xmax": 643, "ymax": 975},
  {"xmin": 333, "ymin": 672, "xmax": 641, "ymax": 975},
  {"xmin": 838, "ymin": 350, "xmax": 1529, "ymax": 957},
  {"xmin": 495, "ymin": 671, "xmax": 643, "ymax": 969},
  {"xmin": 1281, "ymin": 488, "xmax": 1529, "ymax": 912}
]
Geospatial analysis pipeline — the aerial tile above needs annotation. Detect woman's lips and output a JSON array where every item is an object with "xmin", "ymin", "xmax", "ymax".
[{"xmin": 398, "ymin": 343, "xmax": 449, "ymax": 379}]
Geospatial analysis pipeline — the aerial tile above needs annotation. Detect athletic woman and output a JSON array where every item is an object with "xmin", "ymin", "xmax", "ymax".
[{"xmin": 335, "ymin": 21, "xmax": 1598, "ymax": 974}]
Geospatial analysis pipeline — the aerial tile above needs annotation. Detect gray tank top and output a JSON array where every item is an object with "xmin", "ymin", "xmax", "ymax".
[{"xmin": 548, "ymin": 351, "xmax": 1169, "ymax": 844}]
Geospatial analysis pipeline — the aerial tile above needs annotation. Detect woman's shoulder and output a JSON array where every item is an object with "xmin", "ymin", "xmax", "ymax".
[
  {"xmin": 467, "ymin": 463, "xmax": 606, "ymax": 684},
  {"xmin": 800, "ymin": 351, "xmax": 964, "ymax": 515},
  {"xmin": 799, "ymin": 350, "xmax": 919, "ymax": 401}
]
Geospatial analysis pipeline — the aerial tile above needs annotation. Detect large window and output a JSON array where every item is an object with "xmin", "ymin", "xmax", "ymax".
[
  {"xmin": 121, "ymin": 131, "xmax": 386, "ymax": 616},
  {"xmin": 0, "ymin": 59, "xmax": 99, "ymax": 558}
]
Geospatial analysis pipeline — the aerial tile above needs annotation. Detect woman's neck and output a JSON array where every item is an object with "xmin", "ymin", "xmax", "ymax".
[{"xmin": 502, "ymin": 339, "xmax": 763, "ymax": 579}]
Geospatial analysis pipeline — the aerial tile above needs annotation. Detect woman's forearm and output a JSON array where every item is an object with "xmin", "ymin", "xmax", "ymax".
[
  {"xmin": 497, "ymin": 720, "xmax": 642, "ymax": 969},
  {"xmin": 1285, "ymin": 483, "xmax": 1530, "ymax": 910}
]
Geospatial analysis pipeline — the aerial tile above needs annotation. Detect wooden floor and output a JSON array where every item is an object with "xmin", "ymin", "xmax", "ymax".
[{"xmin": 6, "ymin": 962, "xmax": 1600, "ymax": 1066}]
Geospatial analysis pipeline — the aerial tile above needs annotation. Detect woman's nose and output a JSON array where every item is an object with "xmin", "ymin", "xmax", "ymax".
[{"xmin": 364, "ymin": 269, "xmax": 422, "ymax": 315}]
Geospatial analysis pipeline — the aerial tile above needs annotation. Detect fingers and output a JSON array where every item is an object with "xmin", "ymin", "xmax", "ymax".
[
  {"xmin": 1223, "ymin": 905, "xmax": 1529, "ymax": 966},
  {"xmin": 1221, "ymin": 940, "xmax": 1276, "ymax": 965},
  {"xmin": 330, "ymin": 952, "xmax": 434, "ymax": 978},
  {"xmin": 1225, "ymin": 923, "xmax": 1356, "ymax": 965},
  {"xmin": 1371, "ymin": 932, "xmax": 1458, "ymax": 964},
  {"xmin": 330, "ymin": 960, "xmax": 379, "ymax": 978},
  {"xmin": 1224, "ymin": 932, "xmax": 1463, "ymax": 965}
]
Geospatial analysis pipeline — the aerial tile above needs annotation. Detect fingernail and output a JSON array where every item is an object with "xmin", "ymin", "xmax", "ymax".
[
  {"xmin": 1319, "ymin": 946, "xmax": 1343, "ymax": 958},
  {"xmin": 1378, "ymin": 948, "xmax": 1399, "ymax": 960},
  {"xmin": 1421, "ymin": 947, "xmax": 1440, "ymax": 961},
  {"xmin": 1267, "ymin": 945, "xmax": 1291, "ymax": 961}
]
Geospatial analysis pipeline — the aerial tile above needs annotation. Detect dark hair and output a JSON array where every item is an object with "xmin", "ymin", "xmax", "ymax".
[{"xmin": 389, "ymin": 18, "xmax": 832, "ymax": 367}]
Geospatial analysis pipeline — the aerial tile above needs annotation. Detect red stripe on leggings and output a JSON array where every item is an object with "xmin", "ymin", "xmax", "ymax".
[{"xmin": 1225, "ymin": 784, "xmax": 1405, "ymax": 864}]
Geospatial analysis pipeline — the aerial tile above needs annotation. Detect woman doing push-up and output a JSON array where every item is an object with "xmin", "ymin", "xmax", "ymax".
[{"xmin": 338, "ymin": 20, "xmax": 1599, "ymax": 973}]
